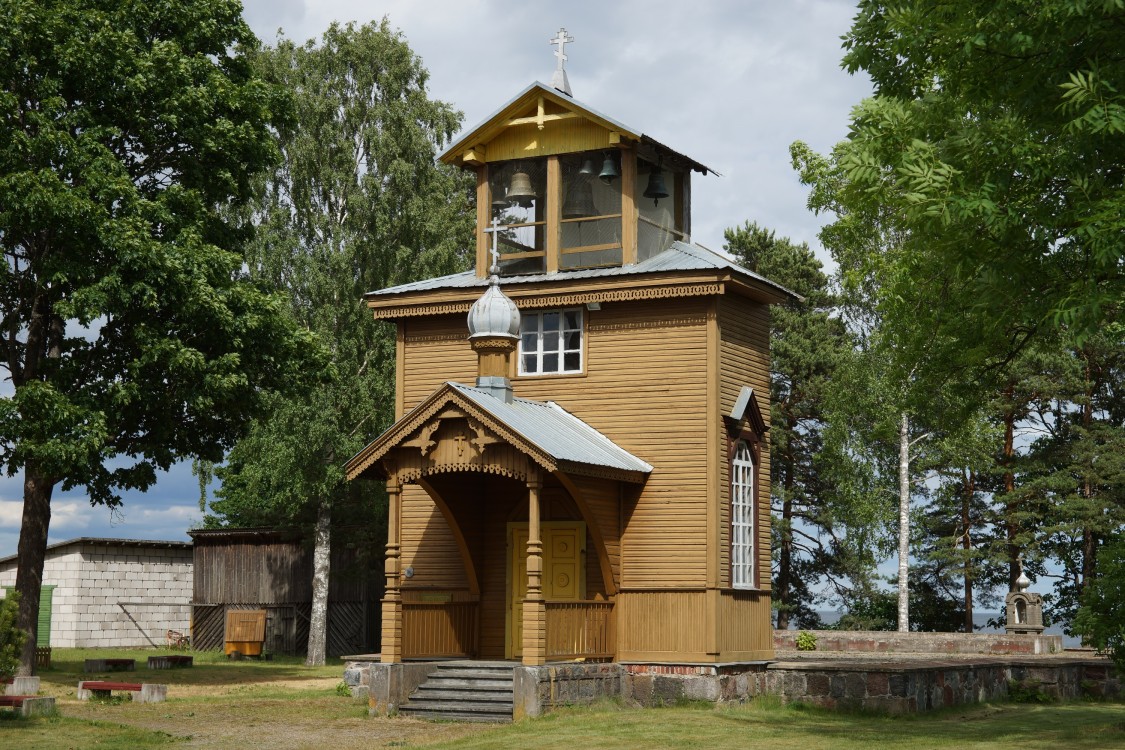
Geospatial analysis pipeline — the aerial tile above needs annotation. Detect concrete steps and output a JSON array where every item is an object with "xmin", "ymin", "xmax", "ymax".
[{"xmin": 399, "ymin": 662, "xmax": 514, "ymax": 723}]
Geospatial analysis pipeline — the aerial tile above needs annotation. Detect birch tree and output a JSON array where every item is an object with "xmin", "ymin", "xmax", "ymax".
[{"xmin": 208, "ymin": 20, "xmax": 473, "ymax": 665}]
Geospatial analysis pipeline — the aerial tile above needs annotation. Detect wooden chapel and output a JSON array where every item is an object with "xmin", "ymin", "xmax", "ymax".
[{"xmin": 346, "ymin": 59, "xmax": 795, "ymax": 670}]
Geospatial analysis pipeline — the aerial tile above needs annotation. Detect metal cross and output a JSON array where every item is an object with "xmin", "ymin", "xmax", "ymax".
[
  {"xmin": 482, "ymin": 216, "xmax": 501, "ymax": 273},
  {"xmin": 550, "ymin": 28, "xmax": 574, "ymax": 73}
]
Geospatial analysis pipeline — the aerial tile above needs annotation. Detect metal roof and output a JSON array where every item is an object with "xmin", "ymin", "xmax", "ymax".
[
  {"xmin": 448, "ymin": 383, "xmax": 653, "ymax": 477},
  {"xmin": 0, "ymin": 537, "xmax": 191, "ymax": 566},
  {"xmin": 440, "ymin": 82, "xmax": 715, "ymax": 175},
  {"xmin": 366, "ymin": 241, "xmax": 798, "ymax": 301}
]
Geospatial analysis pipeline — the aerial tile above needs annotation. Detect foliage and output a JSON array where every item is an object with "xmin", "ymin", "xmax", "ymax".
[
  {"xmin": 838, "ymin": 0, "xmax": 1125, "ymax": 362},
  {"xmin": 0, "ymin": 591, "xmax": 25, "ymax": 681},
  {"xmin": 795, "ymin": 631, "xmax": 818, "ymax": 652},
  {"xmin": 832, "ymin": 570, "xmax": 964, "ymax": 633},
  {"xmin": 1008, "ymin": 678, "xmax": 1054, "ymax": 705},
  {"xmin": 0, "ymin": 0, "xmax": 322, "ymax": 672},
  {"xmin": 1074, "ymin": 538, "xmax": 1125, "ymax": 669}
]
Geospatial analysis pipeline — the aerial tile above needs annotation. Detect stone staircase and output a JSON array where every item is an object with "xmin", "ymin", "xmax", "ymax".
[{"xmin": 399, "ymin": 662, "xmax": 515, "ymax": 723}]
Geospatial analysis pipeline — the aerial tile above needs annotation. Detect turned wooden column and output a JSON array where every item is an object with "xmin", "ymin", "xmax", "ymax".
[
  {"xmin": 381, "ymin": 477, "xmax": 403, "ymax": 663},
  {"xmin": 522, "ymin": 474, "xmax": 546, "ymax": 665}
]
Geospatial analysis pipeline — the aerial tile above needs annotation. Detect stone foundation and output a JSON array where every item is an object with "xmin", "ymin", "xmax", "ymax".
[
  {"xmin": 773, "ymin": 630, "xmax": 1063, "ymax": 656},
  {"xmin": 621, "ymin": 663, "xmax": 769, "ymax": 706},
  {"xmin": 514, "ymin": 663, "xmax": 623, "ymax": 719}
]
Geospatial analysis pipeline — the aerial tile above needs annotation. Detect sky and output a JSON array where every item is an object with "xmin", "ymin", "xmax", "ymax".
[{"xmin": 0, "ymin": 1, "xmax": 873, "ymax": 558}]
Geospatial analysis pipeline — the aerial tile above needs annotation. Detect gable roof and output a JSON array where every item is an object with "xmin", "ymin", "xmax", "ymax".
[
  {"xmin": 440, "ymin": 81, "xmax": 714, "ymax": 175},
  {"xmin": 0, "ymin": 537, "xmax": 191, "ymax": 566},
  {"xmin": 364, "ymin": 241, "xmax": 799, "ymax": 303},
  {"xmin": 346, "ymin": 381, "xmax": 652, "ymax": 483}
]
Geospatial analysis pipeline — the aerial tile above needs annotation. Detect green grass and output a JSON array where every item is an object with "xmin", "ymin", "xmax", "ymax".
[{"xmin": 424, "ymin": 698, "xmax": 1125, "ymax": 750}]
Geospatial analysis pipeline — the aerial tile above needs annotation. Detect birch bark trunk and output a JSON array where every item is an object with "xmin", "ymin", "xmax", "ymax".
[
  {"xmin": 897, "ymin": 411, "xmax": 910, "ymax": 633},
  {"xmin": 305, "ymin": 499, "xmax": 331, "ymax": 666}
]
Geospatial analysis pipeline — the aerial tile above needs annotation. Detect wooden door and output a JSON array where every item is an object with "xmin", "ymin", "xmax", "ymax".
[{"xmin": 507, "ymin": 522, "xmax": 586, "ymax": 658}]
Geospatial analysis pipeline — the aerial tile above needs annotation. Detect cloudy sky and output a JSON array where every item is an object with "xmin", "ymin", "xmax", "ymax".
[{"xmin": 0, "ymin": 0, "xmax": 872, "ymax": 558}]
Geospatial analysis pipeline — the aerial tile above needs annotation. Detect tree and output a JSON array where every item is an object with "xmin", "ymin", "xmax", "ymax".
[
  {"xmin": 208, "ymin": 20, "xmax": 474, "ymax": 666},
  {"xmin": 0, "ymin": 0, "xmax": 320, "ymax": 674},
  {"xmin": 0, "ymin": 591, "xmax": 25, "ymax": 681},
  {"xmin": 724, "ymin": 221, "xmax": 852, "ymax": 629},
  {"xmin": 839, "ymin": 1, "xmax": 1124, "ymax": 355},
  {"xmin": 1074, "ymin": 536, "xmax": 1125, "ymax": 670}
]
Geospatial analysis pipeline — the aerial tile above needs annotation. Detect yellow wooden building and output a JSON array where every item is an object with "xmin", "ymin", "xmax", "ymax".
[{"xmin": 347, "ymin": 76, "xmax": 796, "ymax": 717}]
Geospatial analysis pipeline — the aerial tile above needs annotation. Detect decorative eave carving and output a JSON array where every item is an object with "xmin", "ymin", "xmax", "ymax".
[{"xmin": 369, "ymin": 281, "xmax": 725, "ymax": 320}]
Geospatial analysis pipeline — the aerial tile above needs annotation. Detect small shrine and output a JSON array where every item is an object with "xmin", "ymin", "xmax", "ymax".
[{"xmin": 1005, "ymin": 561, "xmax": 1045, "ymax": 635}]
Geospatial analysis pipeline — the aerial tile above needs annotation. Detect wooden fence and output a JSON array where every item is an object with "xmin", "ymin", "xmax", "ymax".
[{"xmin": 546, "ymin": 600, "xmax": 615, "ymax": 660}]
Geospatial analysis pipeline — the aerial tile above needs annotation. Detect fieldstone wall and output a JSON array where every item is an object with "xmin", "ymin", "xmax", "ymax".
[
  {"xmin": 514, "ymin": 663, "xmax": 623, "ymax": 719},
  {"xmin": 0, "ymin": 540, "xmax": 192, "ymax": 648},
  {"xmin": 621, "ymin": 663, "xmax": 769, "ymax": 707},
  {"xmin": 762, "ymin": 657, "xmax": 1120, "ymax": 713},
  {"xmin": 774, "ymin": 630, "xmax": 1063, "ymax": 655}
]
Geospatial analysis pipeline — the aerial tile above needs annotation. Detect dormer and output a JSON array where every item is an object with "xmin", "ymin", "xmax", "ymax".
[{"xmin": 440, "ymin": 82, "xmax": 714, "ymax": 278}]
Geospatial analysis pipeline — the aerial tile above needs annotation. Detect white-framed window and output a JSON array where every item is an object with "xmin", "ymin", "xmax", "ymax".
[
  {"xmin": 731, "ymin": 440, "xmax": 756, "ymax": 589},
  {"xmin": 519, "ymin": 309, "xmax": 583, "ymax": 375}
]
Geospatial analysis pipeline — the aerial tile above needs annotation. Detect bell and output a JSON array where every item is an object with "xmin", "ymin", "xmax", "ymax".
[
  {"xmin": 643, "ymin": 166, "xmax": 669, "ymax": 206},
  {"xmin": 598, "ymin": 153, "xmax": 619, "ymax": 184},
  {"xmin": 578, "ymin": 158, "xmax": 597, "ymax": 176},
  {"xmin": 491, "ymin": 184, "xmax": 509, "ymax": 211},
  {"xmin": 562, "ymin": 179, "xmax": 597, "ymax": 219},
  {"xmin": 506, "ymin": 168, "xmax": 537, "ymax": 208}
]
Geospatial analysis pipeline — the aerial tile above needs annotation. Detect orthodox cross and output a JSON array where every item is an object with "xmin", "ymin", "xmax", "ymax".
[
  {"xmin": 483, "ymin": 216, "xmax": 501, "ymax": 274},
  {"xmin": 549, "ymin": 28, "xmax": 574, "ymax": 95},
  {"xmin": 453, "ymin": 433, "xmax": 467, "ymax": 457}
]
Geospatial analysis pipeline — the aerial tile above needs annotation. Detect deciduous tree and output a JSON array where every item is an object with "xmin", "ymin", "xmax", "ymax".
[{"xmin": 0, "ymin": 0, "xmax": 319, "ymax": 674}]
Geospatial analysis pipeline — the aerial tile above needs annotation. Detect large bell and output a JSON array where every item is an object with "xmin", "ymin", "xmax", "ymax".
[
  {"xmin": 562, "ymin": 178, "xmax": 597, "ymax": 219},
  {"xmin": 598, "ymin": 153, "xmax": 619, "ymax": 184},
  {"xmin": 506, "ymin": 168, "xmax": 537, "ymax": 208},
  {"xmin": 643, "ymin": 166, "xmax": 669, "ymax": 206}
]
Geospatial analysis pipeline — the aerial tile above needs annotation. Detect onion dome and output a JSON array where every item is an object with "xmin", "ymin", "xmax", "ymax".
[{"xmin": 467, "ymin": 265, "xmax": 520, "ymax": 339}]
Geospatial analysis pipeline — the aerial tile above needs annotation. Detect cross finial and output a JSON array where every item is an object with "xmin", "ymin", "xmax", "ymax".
[
  {"xmin": 483, "ymin": 216, "xmax": 502, "ymax": 277},
  {"xmin": 549, "ymin": 28, "xmax": 574, "ymax": 96}
]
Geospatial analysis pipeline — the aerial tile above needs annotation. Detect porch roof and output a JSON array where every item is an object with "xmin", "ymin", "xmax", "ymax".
[{"xmin": 346, "ymin": 381, "xmax": 652, "ymax": 483}]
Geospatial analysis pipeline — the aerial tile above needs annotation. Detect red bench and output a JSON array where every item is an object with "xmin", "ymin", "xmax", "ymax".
[
  {"xmin": 77, "ymin": 680, "xmax": 167, "ymax": 703},
  {"xmin": 0, "ymin": 694, "xmax": 56, "ymax": 717}
]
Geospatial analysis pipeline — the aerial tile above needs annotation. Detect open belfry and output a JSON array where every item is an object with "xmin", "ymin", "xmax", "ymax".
[{"xmin": 346, "ymin": 30, "xmax": 797, "ymax": 716}]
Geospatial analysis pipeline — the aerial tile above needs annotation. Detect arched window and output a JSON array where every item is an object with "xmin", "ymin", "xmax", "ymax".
[{"xmin": 731, "ymin": 440, "xmax": 755, "ymax": 589}]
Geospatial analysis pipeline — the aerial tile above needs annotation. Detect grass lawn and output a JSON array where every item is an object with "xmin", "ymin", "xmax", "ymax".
[{"xmin": 2, "ymin": 649, "xmax": 1122, "ymax": 749}]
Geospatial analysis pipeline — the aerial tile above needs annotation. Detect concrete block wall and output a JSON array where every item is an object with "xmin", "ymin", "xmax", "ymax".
[{"xmin": 0, "ymin": 541, "xmax": 192, "ymax": 648}]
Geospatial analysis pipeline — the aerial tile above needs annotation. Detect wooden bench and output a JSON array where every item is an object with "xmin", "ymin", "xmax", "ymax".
[
  {"xmin": 148, "ymin": 655, "xmax": 193, "ymax": 669},
  {"xmin": 0, "ymin": 695, "xmax": 56, "ymax": 717},
  {"xmin": 77, "ymin": 680, "xmax": 167, "ymax": 703},
  {"xmin": 84, "ymin": 657, "xmax": 136, "ymax": 673}
]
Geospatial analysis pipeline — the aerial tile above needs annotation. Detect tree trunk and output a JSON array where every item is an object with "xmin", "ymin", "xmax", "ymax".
[
  {"xmin": 897, "ymin": 411, "xmax": 910, "ymax": 633},
  {"xmin": 962, "ymin": 468, "xmax": 974, "ymax": 634},
  {"xmin": 775, "ymin": 431, "xmax": 795, "ymax": 631},
  {"xmin": 305, "ymin": 498, "xmax": 331, "ymax": 666},
  {"xmin": 1002, "ymin": 392, "xmax": 1019, "ymax": 591},
  {"xmin": 15, "ymin": 463, "xmax": 54, "ymax": 676}
]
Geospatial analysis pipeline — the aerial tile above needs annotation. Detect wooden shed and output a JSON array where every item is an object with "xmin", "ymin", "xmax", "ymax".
[
  {"xmin": 189, "ymin": 529, "xmax": 381, "ymax": 657},
  {"xmin": 347, "ymin": 80, "xmax": 795, "ymax": 671}
]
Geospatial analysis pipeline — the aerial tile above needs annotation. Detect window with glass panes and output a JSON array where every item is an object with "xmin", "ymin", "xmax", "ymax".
[
  {"xmin": 519, "ymin": 309, "xmax": 582, "ymax": 375},
  {"xmin": 731, "ymin": 440, "xmax": 755, "ymax": 588}
]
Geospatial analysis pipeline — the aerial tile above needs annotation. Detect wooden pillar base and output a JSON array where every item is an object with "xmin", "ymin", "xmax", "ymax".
[{"xmin": 522, "ymin": 597, "xmax": 546, "ymax": 666}]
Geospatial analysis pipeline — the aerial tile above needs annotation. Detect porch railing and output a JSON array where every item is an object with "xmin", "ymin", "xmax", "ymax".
[
  {"xmin": 545, "ymin": 600, "xmax": 615, "ymax": 660},
  {"xmin": 402, "ymin": 601, "xmax": 478, "ymax": 659}
]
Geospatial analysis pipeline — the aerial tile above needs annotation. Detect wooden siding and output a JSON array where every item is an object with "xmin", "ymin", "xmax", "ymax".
[
  {"xmin": 397, "ymin": 298, "xmax": 711, "ymax": 590},
  {"xmin": 485, "ymin": 118, "xmax": 614, "ymax": 164},
  {"xmin": 616, "ymin": 590, "xmax": 710, "ymax": 661},
  {"xmin": 191, "ymin": 534, "xmax": 373, "ymax": 605},
  {"xmin": 717, "ymin": 589, "xmax": 774, "ymax": 659},
  {"xmin": 717, "ymin": 296, "xmax": 773, "ymax": 591}
]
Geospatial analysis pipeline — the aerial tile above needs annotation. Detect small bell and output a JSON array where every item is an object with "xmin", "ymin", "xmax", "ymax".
[
  {"xmin": 598, "ymin": 152, "xmax": 619, "ymax": 184},
  {"xmin": 578, "ymin": 158, "xmax": 597, "ymax": 176},
  {"xmin": 643, "ymin": 166, "xmax": 669, "ymax": 206},
  {"xmin": 491, "ymin": 184, "xmax": 509, "ymax": 211},
  {"xmin": 506, "ymin": 168, "xmax": 537, "ymax": 208}
]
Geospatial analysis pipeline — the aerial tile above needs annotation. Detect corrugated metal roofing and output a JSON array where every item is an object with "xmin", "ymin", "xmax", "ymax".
[
  {"xmin": 366, "ymin": 241, "xmax": 796, "ymax": 300},
  {"xmin": 0, "ymin": 537, "xmax": 191, "ymax": 566},
  {"xmin": 449, "ymin": 383, "xmax": 652, "ymax": 476}
]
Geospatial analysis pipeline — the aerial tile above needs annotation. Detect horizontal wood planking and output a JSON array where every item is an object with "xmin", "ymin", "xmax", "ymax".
[
  {"xmin": 718, "ymin": 296, "xmax": 772, "ymax": 590},
  {"xmin": 397, "ymin": 298, "xmax": 712, "ymax": 590},
  {"xmin": 486, "ymin": 118, "xmax": 613, "ymax": 163},
  {"xmin": 400, "ymin": 483, "xmax": 468, "ymax": 591}
]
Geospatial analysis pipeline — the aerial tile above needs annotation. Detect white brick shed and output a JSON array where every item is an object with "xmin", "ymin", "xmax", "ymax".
[{"xmin": 0, "ymin": 538, "xmax": 192, "ymax": 648}]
